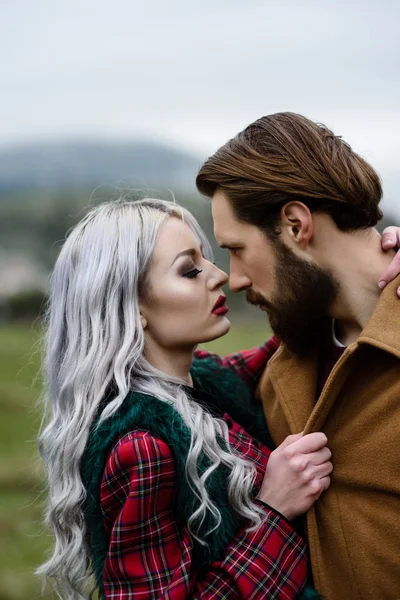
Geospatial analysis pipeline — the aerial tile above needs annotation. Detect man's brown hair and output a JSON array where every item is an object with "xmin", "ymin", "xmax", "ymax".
[{"xmin": 196, "ymin": 112, "xmax": 383, "ymax": 234}]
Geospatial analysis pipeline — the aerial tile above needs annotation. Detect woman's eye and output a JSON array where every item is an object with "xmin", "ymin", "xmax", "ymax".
[{"xmin": 183, "ymin": 268, "xmax": 202, "ymax": 279}]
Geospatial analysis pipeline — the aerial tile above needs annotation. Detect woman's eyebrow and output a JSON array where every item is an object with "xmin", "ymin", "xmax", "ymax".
[{"xmin": 170, "ymin": 248, "xmax": 197, "ymax": 267}]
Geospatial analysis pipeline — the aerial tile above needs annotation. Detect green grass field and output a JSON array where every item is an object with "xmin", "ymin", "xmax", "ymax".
[{"xmin": 0, "ymin": 318, "xmax": 271, "ymax": 600}]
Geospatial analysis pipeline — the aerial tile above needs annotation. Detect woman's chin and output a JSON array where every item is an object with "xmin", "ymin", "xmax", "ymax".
[{"xmin": 201, "ymin": 317, "xmax": 231, "ymax": 343}]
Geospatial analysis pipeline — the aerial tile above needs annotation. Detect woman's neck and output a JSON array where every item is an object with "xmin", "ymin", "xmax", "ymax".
[{"xmin": 144, "ymin": 341, "xmax": 194, "ymax": 385}]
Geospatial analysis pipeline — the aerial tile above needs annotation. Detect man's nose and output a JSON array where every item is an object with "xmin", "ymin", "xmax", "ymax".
[{"xmin": 229, "ymin": 271, "xmax": 252, "ymax": 293}]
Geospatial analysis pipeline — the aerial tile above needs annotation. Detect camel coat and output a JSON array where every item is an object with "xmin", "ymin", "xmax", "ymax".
[{"xmin": 257, "ymin": 277, "xmax": 400, "ymax": 600}]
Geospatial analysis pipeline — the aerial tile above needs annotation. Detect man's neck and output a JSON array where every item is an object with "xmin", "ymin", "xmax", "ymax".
[{"xmin": 328, "ymin": 229, "xmax": 396, "ymax": 346}]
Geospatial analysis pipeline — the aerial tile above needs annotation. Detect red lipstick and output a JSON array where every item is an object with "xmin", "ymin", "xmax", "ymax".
[{"xmin": 212, "ymin": 295, "xmax": 229, "ymax": 316}]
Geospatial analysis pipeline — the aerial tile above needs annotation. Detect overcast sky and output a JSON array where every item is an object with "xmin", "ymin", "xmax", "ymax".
[{"xmin": 2, "ymin": 0, "xmax": 399, "ymax": 213}]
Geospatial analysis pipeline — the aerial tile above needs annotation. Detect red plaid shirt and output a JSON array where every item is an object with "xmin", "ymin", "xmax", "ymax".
[
  {"xmin": 195, "ymin": 335, "xmax": 280, "ymax": 388},
  {"xmin": 100, "ymin": 336, "xmax": 308, "ymax": 599}
]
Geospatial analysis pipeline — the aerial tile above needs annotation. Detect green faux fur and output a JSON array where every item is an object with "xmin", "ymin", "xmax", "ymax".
[
  {"xmin": 191, "ymin": 355, "xmax": 275, "ymax": 448},
  {"xmin": 81, "ymin": 356, "xmax": 319, "ymax": 598}
]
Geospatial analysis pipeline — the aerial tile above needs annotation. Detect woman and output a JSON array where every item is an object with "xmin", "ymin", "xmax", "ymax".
[{"xmin": 37, "ymin": 198, "xmax": 340, "ymax": 599}]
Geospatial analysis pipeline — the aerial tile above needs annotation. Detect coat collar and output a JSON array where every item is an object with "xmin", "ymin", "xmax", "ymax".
[
  {"xmin": 264, "ymin": 275, "xmax": 400, "ymax": 434},
  {"xmin": 358, "ymin": 275, "xmax": 400, "ymax": 359}
]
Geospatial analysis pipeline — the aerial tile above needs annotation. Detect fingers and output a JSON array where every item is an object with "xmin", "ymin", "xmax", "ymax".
[
  {"xmin": 320, "ymin": 475, "xmax": 331, "ymax": 491},
  {"xmin": 277, "ymin": 432, "xmax": 303, "ymax": 450},
  {"xmin": 379, "ymin": 226, "xmax": 400, "ymax": 294},
  {"xmin": 290, "ymin": 452, "xmax": 333, "ymax": 481},
  {"xmin": 307, "ymin": 460, "xmax": 333, "ymax": 480},
  {"xmin": 261, "ymin": 433, "xmax": 333, "ymax": 518},
  {"xmin": 312, "ymin": 475, "xmax": 332, "ymax": 501},
  {"xmin": 381, "ymin": 226, "xmax": 399, "ymax": 250},
  {"xmin": 378, "ymin": 252, "xmax": 400, "ymax": 293},
  {"xmin": 308, "ymin": 446, "xmax": 332, "ymax": 466},
  {"xmin": 283, "ymin": 431, "xmax": 328, "ymax": 456},
  {"xmin": 305, "ymin": 466, "xmax": 333, "ymax": 500}
]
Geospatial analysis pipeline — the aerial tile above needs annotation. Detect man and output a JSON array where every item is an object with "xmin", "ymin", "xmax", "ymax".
[{"xmin": 196, "ymin": 113, "xmax": 400, "ymax": 600}]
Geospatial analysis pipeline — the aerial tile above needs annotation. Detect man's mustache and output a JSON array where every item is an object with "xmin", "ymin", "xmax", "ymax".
[{"xmin": 246, "ymin": 289, "xmax": 269, "ymax": 307}]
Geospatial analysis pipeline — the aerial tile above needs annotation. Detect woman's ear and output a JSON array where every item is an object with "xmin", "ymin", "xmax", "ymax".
[{"xmin": 140, "ymin": 311, "xmax": 147, "ymax": 330}]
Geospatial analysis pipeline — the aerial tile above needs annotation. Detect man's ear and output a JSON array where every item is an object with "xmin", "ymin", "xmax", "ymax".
[{"xmin": 280, "ymin": 202, "xmax": 313, "ymax": 249}]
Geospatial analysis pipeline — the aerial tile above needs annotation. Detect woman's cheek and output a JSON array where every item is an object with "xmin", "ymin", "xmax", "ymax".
[{"xmin": 166, "ymin": 283, "xmax": 198, "ymax": 308}]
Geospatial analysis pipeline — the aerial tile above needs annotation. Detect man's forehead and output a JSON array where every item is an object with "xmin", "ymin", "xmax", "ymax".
[
  {"xmin": 211, "ymin": 189, "xmax": 241, "ymax": 242},
  {"xmin": 211, "ymin": 189, "xmax": 234, "ymax": 218},
  {"xmin": 212, "ymin": 190, "xmax": 263, "ymax": 249}
]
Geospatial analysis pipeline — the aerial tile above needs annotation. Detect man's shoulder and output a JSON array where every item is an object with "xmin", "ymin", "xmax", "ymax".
[{"xmin": 359, "ymin": 277, "xmax": 400, "ymax": 360}]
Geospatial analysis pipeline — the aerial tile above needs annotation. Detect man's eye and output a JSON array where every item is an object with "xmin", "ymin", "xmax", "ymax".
[{"xmin": 183, "ymin": 268, "xmax": 202, "ymax": 279}]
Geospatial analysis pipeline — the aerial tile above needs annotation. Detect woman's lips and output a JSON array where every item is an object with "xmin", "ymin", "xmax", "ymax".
[
  {"xmin": 212, "ymin": 304, "xmax": 229, "ymax": 316},
  {"xmin": 212, "ymin": 295, "xmax": 228, "ymax": 315}
]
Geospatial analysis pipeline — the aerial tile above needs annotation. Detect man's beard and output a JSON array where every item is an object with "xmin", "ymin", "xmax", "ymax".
[{"xmin": 246, "ymin": 240, "xmax": 339, "ymax": 358}]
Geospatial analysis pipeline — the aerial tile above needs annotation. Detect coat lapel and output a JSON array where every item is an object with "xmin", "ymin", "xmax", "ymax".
[
  {"xmin": 259, "ymin": 276, "xmax": 400, "ymax": 442},
  {"xmin": 262, "ymin": 343, "xmax": 319, "ymax": 436}
]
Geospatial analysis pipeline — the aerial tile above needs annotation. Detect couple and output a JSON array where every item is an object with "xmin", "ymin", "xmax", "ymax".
[{"xmin": 38, "ymin": 113, "xmax": 400, "ymax": 600}]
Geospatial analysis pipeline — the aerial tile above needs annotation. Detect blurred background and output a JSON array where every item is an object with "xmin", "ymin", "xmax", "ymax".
[{"xmin": 0, "ymin": 0, "xmax": 399, "ymax": 597}]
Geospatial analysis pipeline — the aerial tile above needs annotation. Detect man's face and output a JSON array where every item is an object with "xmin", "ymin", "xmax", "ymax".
[
  {"xmin": 212, "ymin": 189, "xmax": 338, "ymax": 356},
  {"xmin": 211, "ymin": 189, "xmax": 278, "ymax": 300}
]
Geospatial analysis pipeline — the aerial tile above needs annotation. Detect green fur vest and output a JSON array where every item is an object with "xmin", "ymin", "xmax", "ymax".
[{"xmin": 81, "ymin": 355, "xmax": 318, "ymax": 599}]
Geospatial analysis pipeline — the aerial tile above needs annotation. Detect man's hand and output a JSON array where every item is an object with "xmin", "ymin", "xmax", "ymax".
[
  {"xmin": 379, "ymin": 226, "xmax": 400, "ymax": 295},
  {"xmin": 256, "ymin": 432, "xmax": 332, "ymax": 521}
]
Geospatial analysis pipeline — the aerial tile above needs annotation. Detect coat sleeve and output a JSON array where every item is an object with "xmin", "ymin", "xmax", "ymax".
[{"xmin": 100, "ymin": 431, "xmax": 307, "ymax": 599}]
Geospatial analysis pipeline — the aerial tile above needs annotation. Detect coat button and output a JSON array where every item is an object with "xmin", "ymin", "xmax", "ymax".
[{"xmin": 225, "ymin": 418, "xmax": 233, "ymax": 429}]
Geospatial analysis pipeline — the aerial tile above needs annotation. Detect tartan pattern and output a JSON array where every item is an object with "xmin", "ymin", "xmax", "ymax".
[
  {"xmin": 194, "ymin": 335, "xmax": 280, "ymax": 388},
  {"xmin": 195, "ymin": 332, "xmax": 344, "ymax": 397},
  {"xmin": 100, "ymin": 415, "xmax": 307, "ymax": 599}
]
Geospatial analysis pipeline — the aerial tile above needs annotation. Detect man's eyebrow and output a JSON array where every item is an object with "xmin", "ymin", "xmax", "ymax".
[
  {"xmin": 219, "ymin": 242, "xmax": 241, "ymax": 249},
  {"xmin": 170, "ymin": 248, "xmax": 197, "ymax": 267}
]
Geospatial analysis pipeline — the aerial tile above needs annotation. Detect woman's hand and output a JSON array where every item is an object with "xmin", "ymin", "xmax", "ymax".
[
  {"xmin": 379, "ymin": 226, "xmax": 400, "ymax": 294},
  {"xmin": 257, "ymin": 432, "xmax": 332, "ymax": 521}
]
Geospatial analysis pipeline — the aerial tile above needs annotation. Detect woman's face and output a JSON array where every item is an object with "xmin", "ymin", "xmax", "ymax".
[{"xmin": 140, "ymin": 216, "xmax": 230, "ymax": 350}]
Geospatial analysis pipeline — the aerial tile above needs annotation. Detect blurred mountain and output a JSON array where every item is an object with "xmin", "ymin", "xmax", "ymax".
[{"xmin": 0, "ymin": 140, "xmax": 202, "ymax": 191}]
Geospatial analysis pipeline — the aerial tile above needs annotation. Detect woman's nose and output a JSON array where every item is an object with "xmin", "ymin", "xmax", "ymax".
[{"xmin": 208, "ymin": 264, "xmax": 229, "ymax": 289}]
